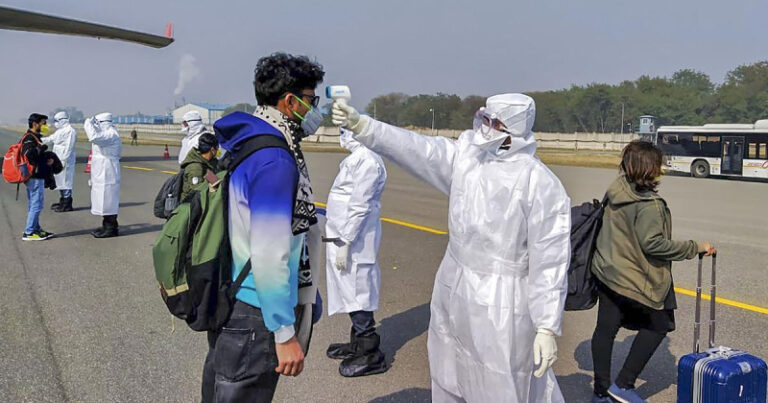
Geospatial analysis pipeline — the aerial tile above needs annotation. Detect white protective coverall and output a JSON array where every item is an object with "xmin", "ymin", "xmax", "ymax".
[
  {"xmin": 325, "ymin": 129, "xmax": 387, "ymax": 315},
  {"xmin": 351, "ymin": 95, "xmax": 570, "ymax": 402},
  {"xmin": 178, "ymin": 110, "xmax": 208, "ymax": 164},
  {"xmin": 43, "ymin": 112, "xmax": 77, "ymax": 190},
  {"xmin": 83, "ymin": 113, "xmax": 122, "ymax": 216}
]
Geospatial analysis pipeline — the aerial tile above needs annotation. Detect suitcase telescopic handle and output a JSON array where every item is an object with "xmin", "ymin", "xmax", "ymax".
[{"xmin": 693, "ymin": 253, "xmax": 717, "ymax": 353}]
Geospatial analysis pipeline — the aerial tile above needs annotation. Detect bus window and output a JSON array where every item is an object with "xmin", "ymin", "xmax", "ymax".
[
  {"xmin": 662, "ymin": 134, "xmax": 679, "ymax": 144},
  {"xmin": 748, "ymin": 143, "xmax": 758, "ymax": 159},
  {"xmin": 761, "ymin": 143, "xmax": 767, "ymax": 159}
]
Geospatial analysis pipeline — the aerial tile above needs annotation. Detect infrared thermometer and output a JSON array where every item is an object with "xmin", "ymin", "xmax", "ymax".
[{"xmin": 326, "ymin": 85, "xmax": 351, "ymax": 105}]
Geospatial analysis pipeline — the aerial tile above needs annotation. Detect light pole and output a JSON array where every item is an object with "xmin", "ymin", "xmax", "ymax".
[
  {"xmin": 429, "ymin": 108, "xmax": 435, "ymax": 134},
  {"xmin": 620, "ymin": 102, "xmax": 625, "ymax": 135}
]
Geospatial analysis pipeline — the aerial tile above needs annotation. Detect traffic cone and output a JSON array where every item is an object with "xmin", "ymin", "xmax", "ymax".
[
  {"xmin": 163, "ymin": 144, "xmax": 170, "ymax": 160},
  {"xmin": 84, "ymin": 150, "xmax": 92, "ymax": 173}
]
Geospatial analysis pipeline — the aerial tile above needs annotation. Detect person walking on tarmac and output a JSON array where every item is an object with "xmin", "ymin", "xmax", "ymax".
[
  {"xmin": 179, "ymin": 132, "xmax": 219, "ymax": 201},
  {"xmin": 588, "ymin": 141, "xmax": 717, "ymax": 403},
  {"xmin": 83, "ymin": 113, "xmax": 122, "ymax": 238},
  {"xmin": 21, "ymin": 113, "xmax": 56, "ymax": 241},
  {"xmin": 333, "ymin": 93, "xmax": 570, "ymax": 402},
  {"xmin": 325, "ymin": 128, "xmax": 388, "ymax": 377},
  {"xmin": 178, "ymin": 110, "xmax": 208, "ymax": 164},
  {"xmin": 130, "ymin": 129, "xmax": 138, "ymax": 146},
  {"xmin": 44, "ymin": 111, "xmax": 77, "ymax": 212}
]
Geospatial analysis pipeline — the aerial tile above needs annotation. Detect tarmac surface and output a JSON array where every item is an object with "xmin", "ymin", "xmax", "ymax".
[{"xmin": 0, "ymin": 128, "xmax": 766, "ymax": 402}]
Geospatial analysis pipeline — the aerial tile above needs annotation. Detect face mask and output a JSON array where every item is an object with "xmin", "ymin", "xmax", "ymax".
[
  {"xmin": 180, "ymin": 124, "xmax": 189, "ymax": 134},
  {"xmin": 39, "ymin": 124, "xmax": 50, "ymax": 134},
  {"xmin": 472, "ymin": 109, "xmax": 510, "ymax": 149},
  {"xmin": 291, "ymin": 94, "xmax": 323, "ymax": 136},
  {"xmin": 54, "ymin": 120, "xmax": 63, "ymax": 129}
]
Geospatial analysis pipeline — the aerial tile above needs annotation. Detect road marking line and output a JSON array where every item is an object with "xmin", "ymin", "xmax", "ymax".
[
  {"xmin": 127, "ymin": 166, "xmax": 768, "ymax": 316},
  {"xmin": 674, "ymin": 287, "xmax": 768, "ymax": 315},
  {"xmin": 123, "ymin": 165, "xmax": 155, "ymax": 171}
]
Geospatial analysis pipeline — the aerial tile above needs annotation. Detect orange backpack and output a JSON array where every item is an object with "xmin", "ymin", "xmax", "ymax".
[{"xmin": 3, "ymin": 133, "xmax": 37, "ymax": 184}]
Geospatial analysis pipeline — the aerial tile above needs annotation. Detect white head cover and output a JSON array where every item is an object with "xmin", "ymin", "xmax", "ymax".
[
  {"xmin": 54, "ymin": 111, "xmax": 69, "ymax": 121},
  {"xmin": 484, "ymin": 93, "xmax": 535, "ymax": 137},
  {"xmin": 96, "ymin": 112, "xmax": 113, "ymax": 122},
  {"xmin": 182, "ymin": 110, "xmax": 203, "ymax": 123},
  {"xmin": 339, "ymin": 127, "xmax": 362, "ymax": 152}
]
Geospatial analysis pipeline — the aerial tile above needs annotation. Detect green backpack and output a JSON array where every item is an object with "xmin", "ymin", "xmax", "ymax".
[{"xmin": 152, "ymin": 134, "xmax": 293, "ymax": 331}]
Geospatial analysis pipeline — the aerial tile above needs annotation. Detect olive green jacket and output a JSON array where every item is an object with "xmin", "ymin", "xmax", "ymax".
[
  {"xmin": 180, "ymin": 150, "xmax": 219, "ymax": 201},
  {"xmin": 591, "ymin": 176, "xmax": 700, "ymax": 309}
]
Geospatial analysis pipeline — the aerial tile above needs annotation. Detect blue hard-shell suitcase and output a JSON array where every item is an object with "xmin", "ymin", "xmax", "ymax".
[{"xmin": 677, "ymin": 255, "xmax": 768, "ymax": 402}]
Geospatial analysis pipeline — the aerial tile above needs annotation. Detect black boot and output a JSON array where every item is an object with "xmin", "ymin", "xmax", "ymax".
[
  {"xmin": 53, "ymin": 197, "xmax": 74, "ymax": 212},
  {"xmin": 50, "ymin": 197, "xmax": 64, "ymax": 211},
  {"xmin": 338, "ymin": 332, "xmax": 389, "ymax": 377},
  {"xmin": 327, "ymin": 327, "xmax": 358, "ymax": 360},
  {"xmin": 94, "ymin": 215, "xmax": 119, "ymax": 238},
  {"xmin": 90, "ymin": 219, "xmax": 107, "ymax": 237}
]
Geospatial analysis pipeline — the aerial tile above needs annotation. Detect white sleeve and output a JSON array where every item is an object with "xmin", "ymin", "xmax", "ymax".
[
  {"xmin": 525, "ymin": 165, "xmax": 571, "ymax": 336},
  {"xmin": 42, "ymin": 131, "xmax": 58, "ymax": 145},
  {"xmin": 339, "ymin": 156, "xmax": 385, "ymax": 243},
  {"xmin": 355, "ymin": 119, "xmax": 456, "ymax": 195}
]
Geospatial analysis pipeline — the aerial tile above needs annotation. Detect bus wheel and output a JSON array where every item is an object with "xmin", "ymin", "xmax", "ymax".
[{"xmin": 691, "ymin": 160, "xmax": 710, "ymax": 178}]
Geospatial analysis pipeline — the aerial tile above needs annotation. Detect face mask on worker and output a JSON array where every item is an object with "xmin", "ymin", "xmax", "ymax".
[
  {"xmin": 291, "ymin": 94, "xmax": 323, "ymax": 136},
  {"xmin": 473, "ymin": 108, "xmax": 511, "ymax": 147}
]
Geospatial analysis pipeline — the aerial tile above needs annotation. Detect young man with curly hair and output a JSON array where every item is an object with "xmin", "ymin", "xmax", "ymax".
[{"xmin": 202, "ymin": 53, "xmax": 325, "ymax": 403}]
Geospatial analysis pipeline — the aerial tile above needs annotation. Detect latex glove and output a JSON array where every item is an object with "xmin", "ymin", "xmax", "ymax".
[
  {"xmin": 331, "ymin": 102, "xmax": 368, "ymax": 134},
  {"xmin": 335, "ymin": 242, "xmax": 349, "ymax": 271},
  {"xmin": 533, "ymin": 329, "xmax": 558, "ymax": 378}
]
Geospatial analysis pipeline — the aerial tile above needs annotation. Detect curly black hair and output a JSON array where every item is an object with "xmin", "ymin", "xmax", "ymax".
[{"xmin": 253, "ymin": 52, "xmax": 325, "ymax": 107}]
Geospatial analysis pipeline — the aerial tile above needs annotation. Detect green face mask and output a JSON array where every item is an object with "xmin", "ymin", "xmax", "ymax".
[{"xmin": 39, "ymin": 124, "xmax": 50, "ymax": 134}]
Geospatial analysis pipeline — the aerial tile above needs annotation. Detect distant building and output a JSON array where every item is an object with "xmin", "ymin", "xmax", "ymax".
[
  {"xmin": 638, "ymin": 115, "xmax": 657, "ymax": 143},
  {"xmin": 113, "ymin": 113, "xmax": 172, "ymax": 125},
  {"xmin": 172, "ymin": 103, "xmax": 232, "ymax": 125}
]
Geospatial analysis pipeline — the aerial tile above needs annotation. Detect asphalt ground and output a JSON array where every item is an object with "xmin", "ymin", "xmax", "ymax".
[{"xmin": 0, "ymin": 128, "xmax": 766, "ymax": 402}]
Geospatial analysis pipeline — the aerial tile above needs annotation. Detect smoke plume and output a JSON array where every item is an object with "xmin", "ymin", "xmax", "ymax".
[{"xmin": 174, "ymin": 54, "xmax": 201, "ymax": 96}]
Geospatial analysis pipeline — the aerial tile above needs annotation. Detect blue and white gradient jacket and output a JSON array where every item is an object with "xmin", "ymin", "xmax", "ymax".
[{"xmin": 215, "ymin": 111, "xmax": 301, "ymax": 343}]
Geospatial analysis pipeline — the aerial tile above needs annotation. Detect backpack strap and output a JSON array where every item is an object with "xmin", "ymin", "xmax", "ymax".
[
  {"xmin": 229, "ymin": 260, "xmax": 252, "ymax": 298},
  {"xmin": 228, "ymin": 134, "xmax": 292, "ymax": 172}
]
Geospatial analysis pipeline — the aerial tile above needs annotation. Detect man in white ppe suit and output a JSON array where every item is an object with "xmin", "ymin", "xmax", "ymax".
[
  {"xmin": 43, "ymin": 111, "xmax": 77, "ymax": 212},
  {"xmin": 332, "ymin": 93, "xmax": 570, "ymax": 402},
  {"xmin": 325, "ymin": 128, "xmax": 388, "ymax": 378},
  {"xmin": 83, "ymin": 113, "xmax": 122, "ymax": 238},
  {"xmin": 178, "ymin": 110, "xmax": 209, "ymax": 164}
]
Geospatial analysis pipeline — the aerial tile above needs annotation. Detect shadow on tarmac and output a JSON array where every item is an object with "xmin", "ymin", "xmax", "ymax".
[
  {"xmin": 55, "ymin": 223, "xmax": 162, "ymax": 238},
  {"xmin": 368, "ymin": 387, "xmax": 432, "ymax": 403},
  {"xmin": 379, "ymin": 303, "xmax": 430, "ymax": 368},
  {"xmin": 557, "ymin": 335, "xmax": 676, "ymax": 402}
]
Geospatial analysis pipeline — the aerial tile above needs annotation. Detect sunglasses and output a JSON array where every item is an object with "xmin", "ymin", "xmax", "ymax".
[{"xmin": 293, "ymin": 93, "xmax": 320, "ymax": 108}]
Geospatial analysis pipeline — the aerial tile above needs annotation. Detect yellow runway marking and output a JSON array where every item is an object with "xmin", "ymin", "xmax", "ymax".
[
  {"xmin": 126, "ymin": 166, "xmax": 768, "ymax": 316},
  {"xmin": 123, "ymin": 165, "xmax": 155, "ymax": 171}
]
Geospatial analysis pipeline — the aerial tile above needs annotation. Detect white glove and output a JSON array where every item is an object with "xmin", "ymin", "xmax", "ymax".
[
  {"xmin": 533, "ymin": 329, "xmax": 558, "ymax": 378},
  {"xmin": 335, "ymin": 242, "xmax": 349, "ymax": 271},
  {"xmin": 331, "ymin": 102, "xmax": 368, "ymax": 134}
]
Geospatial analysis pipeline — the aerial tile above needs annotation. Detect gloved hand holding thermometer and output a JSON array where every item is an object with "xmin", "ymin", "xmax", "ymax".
[{"xmin": 328, "ymin": 85, "xmax": 368, "ymax": 134}]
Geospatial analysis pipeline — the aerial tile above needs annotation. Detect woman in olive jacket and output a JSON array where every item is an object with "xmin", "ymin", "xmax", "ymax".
[{"xmin": 589, "ymin": 141, "xmax": 716, "ymax": 403}]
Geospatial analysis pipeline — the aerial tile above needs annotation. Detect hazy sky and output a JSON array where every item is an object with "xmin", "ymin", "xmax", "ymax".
[{"xmin": 1, "ymin": 0, "xmax": 766, "ymax": 123}]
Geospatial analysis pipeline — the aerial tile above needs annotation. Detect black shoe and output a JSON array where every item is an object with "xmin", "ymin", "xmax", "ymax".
[
  {"xmin": 93, "ymin": 227, "xmax": 119, "ymax": 238},
  {"xmin": 50, "ymin": 198, "xmax": 64, "ymax": 211},
  {"xmin": 90, "ymin": 227, "xmax": 106, "ymax": 237},
  {"xmin": 327, "ymin": 327, "xmax": 358, "ymax": 360},
  {"xmin": 338, "ymin": 333, "xmax": 389, "ymax": 377}
]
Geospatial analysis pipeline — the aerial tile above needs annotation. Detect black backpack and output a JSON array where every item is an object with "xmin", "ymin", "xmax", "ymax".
[
  {"xmin": 153, "ymin": 172, "xmax": 184, "ymax": 219},
  {"xmin": 565, "ymin": 195, "xmax": 607, "ymax": 311}
]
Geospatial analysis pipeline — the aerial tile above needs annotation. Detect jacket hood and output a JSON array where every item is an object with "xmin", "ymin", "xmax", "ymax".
[
  {"xmin": 214, "ymin": 111, "xmax": 283, "ymax": 152},
  {"xmin": 607, "ymin": 175, "xmax": 658, "ymax": 206},
  {"xmin": 180, "ymin": 148, "xmax": 216, "ymax": 170}
]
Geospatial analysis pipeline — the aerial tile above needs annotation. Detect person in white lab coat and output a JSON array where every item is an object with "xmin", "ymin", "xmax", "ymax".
[
  {"xmin": 83, "ymin": 113, "xmax": 122, "ymax": 238},
  {"xmin": 178, "ymin": 110, "xmax": 209, "ymax": 164},
  {"xmin": 325, "ymin": 128, "xmax": 388, "ymax": 377},
  {"xmin": 332, "ymin": 94, "xmax": 571, "ymax": 402},
  {"xmin": 43, "ymin": 111, "xmax": 77, "ymax": 212}
]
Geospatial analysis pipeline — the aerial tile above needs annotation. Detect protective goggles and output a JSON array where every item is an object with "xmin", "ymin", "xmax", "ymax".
[
  {"xmin": 292, "ymin": 93, "xmax": 320, "ymax": 108},
  {"xmin": 473, "ymin": 109, "xmax": 510, "ymax": 135}
]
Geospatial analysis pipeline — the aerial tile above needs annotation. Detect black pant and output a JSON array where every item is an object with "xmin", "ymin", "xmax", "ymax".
[
  {"xmin": 349, "ymin": 310, "xmax": 376, "ymax": 337},
  {"xmin": 202, "ymin": 301, "xmax": 280, "ymax": 403},
  {"xmin": 591, "ymin": 286, "xmax": 667, "ymax": 396}
]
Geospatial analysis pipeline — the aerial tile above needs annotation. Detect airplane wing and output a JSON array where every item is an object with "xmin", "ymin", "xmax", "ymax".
[{"xmin": 0, "ymin": 6, "xmax": 174, "ymax": 48}]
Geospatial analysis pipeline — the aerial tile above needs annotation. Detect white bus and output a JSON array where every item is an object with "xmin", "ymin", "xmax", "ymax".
[{"xmin": 656, "ymin": 120, "xmax": 768, "ymax": 179}]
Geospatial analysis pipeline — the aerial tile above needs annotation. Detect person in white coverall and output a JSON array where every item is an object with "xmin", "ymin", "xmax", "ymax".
[
  {"xmin": 325, "ymin": 128, "xmax": 389, "ymax": 378},
  {"xmin": 332, "ymin": 93, "xmax": 571, "ymax": 402},
  {"xmin": 178, "ymin": 110, "xmax": 209, "ymax": 164},
  {"xmin": 83, "ymin": 113, "xmax": 122, "ymax": 238},
  {"xmin": 43, "ymin": 111, "xmax": 77, "ymax": 212}
]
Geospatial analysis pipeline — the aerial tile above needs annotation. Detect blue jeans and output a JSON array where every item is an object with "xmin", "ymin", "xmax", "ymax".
[
  {"xmin": 60, "ymin": 189, "xmax": 72, "ymax": 198},
  {"xmin": 25, "ymin": 178, "xmax": 44, "ymax": 234}
]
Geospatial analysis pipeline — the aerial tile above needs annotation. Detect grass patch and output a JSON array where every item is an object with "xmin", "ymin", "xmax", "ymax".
[{"xmin": 537, "ymin": 149, "xmax": 621, "ymax": 169}]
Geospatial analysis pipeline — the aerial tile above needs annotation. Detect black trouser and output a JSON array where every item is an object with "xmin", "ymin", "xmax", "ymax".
[
  {"xmin": 350, "ymin": 310, "xmax": 376, "ymax": 337},
  {"xmin": 591, "ymin": 287, "xmax": 667, "ymax": 396},
  {"xmin": 202, "ymin": 301, "xmax": 280, "ymax": 403}
]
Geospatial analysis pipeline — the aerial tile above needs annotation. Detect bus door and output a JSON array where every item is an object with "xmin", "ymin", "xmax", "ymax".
[{"xmin": 721, "ymin": 136, "xmax": 745, "ymax": 175}]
